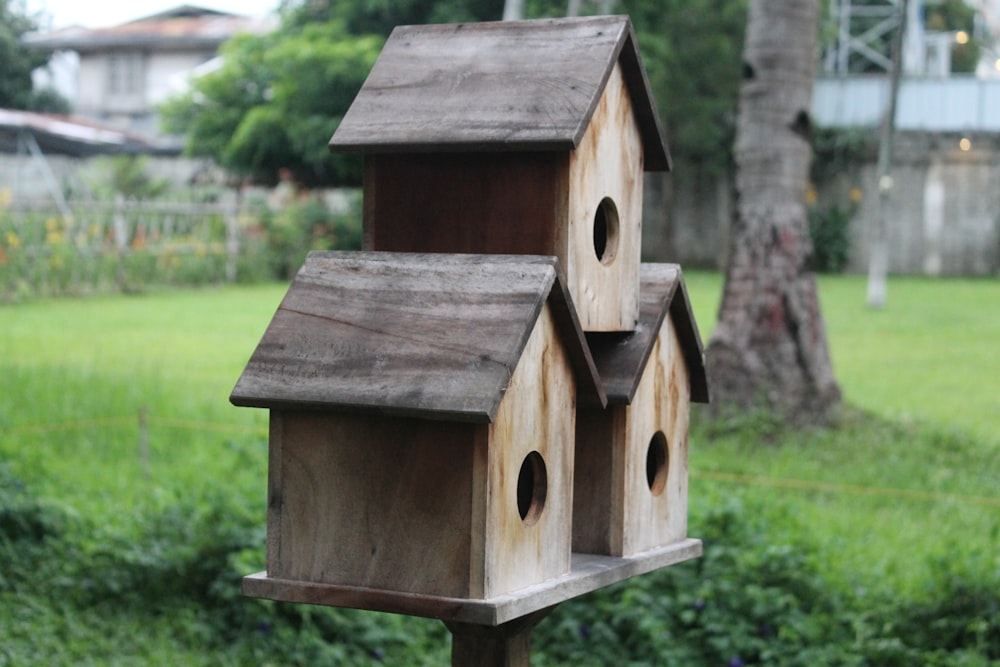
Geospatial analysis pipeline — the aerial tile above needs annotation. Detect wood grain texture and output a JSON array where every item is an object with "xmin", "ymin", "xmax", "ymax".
[
  {"xmin": 243, "ymin": 538, "xmax": 703, "ymax": 625},
  {"xmin": 566, "ymin": 61, "xmax": 642, "ymax": 332},
  {"xmin": 573, "ymin": 322, "xmax": 691, "ymax": 557},
  {"xmin": 362, "ymin": 152, "xmax": 569, "ymax": 259},
  {"xmin": 230, "ymin": 251, "xmax": 604, "ymax": 420},
  {"xmin": 268, "ymin": 411, "xmax": 482, "ymax": 598},
  {"xmin": 573, "ymin": 265, "xmax": 698, "ymax": 556},
  {"xmin": 484, "ymin": 306, "xmax": 574, "ymax": 598},
  {"xmin": 328, "ymin": 16, "xmax": 669, "ymax": 170},
  {"xmin": 263, "ymin": 304, "xmax": 580, "ymax": 600},
  {"xmin": 585, "ymin": 263, "xmax": 708, "ymax": 404}
]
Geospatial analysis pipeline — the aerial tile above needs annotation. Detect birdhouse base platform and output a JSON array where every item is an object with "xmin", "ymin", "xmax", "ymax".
[{"xmin": 243, "ymin": 538, "xmax": 701, "ymax": 626}]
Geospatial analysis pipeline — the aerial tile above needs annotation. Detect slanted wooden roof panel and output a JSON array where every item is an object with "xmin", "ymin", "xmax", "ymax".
[
  {"xmin": 329, "ymin": 16, "xmax": 670, "ymax": 170},
  {"xmin": 586, "ymin": 263, "xmax": 707, "ymax": 404},
  {"xmin": 231, "ymin": 252, "xmax": 604, "ymax": 422}
]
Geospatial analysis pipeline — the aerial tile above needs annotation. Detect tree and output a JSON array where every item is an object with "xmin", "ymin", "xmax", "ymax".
[
  {"xmin": 162, "ymin": 1, "xmax": 504, "ymax": 186},
  {"xmin": 706, "ymin": 0, "xmax": 841, "ymax": 423},
  {"xmin": 0, "ymin": 0, "xmax": 50, "ymax": 109}
]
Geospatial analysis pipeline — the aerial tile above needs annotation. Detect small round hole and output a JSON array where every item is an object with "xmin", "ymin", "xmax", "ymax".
[
  {"xmin": 592, "ymin": 197, "xmax": 620, "ymax": 265},
  {"xmin": 646, "ymin": 432, "xmax": 668, "ymax": 496},
  {"xmin": 517, "ymin": 451, "xmax": 547, "ymax": 525}
]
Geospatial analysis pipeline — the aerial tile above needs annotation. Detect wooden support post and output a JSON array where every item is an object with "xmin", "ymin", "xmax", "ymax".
[{"xmin": 445, "ymin": 607, "xmax": 554, "ymax": 667}]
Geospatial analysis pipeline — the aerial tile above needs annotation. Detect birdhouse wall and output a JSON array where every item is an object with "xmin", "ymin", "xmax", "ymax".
[
  {"xmin": 359, "ymin": 68, "xmax": 644, "ymax": 333},
  {"xmin": 362, "ymin": 151, "xmax": 569, "ymax": 259},
  {"xmin": 572, "ymin": 319, "xmax": 690, "ymax": 557},
  {"xmin": 265, "ymin": 410, "xmax": 485, "ymax": 599},
  {"xmin": 484, "ymin": 304, "xmax": 576, "ymax": 597},
  {"xmin": 263, "ymin": 304, "xmax": 576, "ymax": 600},
  {"xmin": 566, "ymin": 61, "xmax": 644, "ymax": 333}
]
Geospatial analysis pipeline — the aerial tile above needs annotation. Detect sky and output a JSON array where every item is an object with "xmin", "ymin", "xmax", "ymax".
[{"xmin": 27, "ymin": 0, "xmax": 281, "ymax": 29}]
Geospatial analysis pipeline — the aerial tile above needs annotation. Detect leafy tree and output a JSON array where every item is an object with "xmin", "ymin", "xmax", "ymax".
[
  {"xmin": 0, "ymin": 0, "xmax": 50, "ymax": 109},
  {"xmin": 707, "ymin": 0, "xmax": 842, "ymax": 423},
  {"xmin": 523, "ymin": 0, "xmax": 747, "ymax": 176},
  {"xmin": 163, "ymin": 2, "xmax": 504, "ymax": 186},
  {"xmin": 162, "ymin": 23, "xmax": 382, "ymax": 186}
]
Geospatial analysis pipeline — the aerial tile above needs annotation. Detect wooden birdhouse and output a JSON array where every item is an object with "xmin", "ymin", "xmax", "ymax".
[
  {"xmin": 328, "ymin": 15, "xmax": 671, "ymax": 333},
  {"xmin": 230, "ymin": 251, "xmax": 605, "ymax": 600},
  {"xmin": 573, "ymin": 264, "xmax": 708, "ymax": 557}
]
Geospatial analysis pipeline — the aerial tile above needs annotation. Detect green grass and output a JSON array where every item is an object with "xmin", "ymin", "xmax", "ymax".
[
  {"xmin": 681, "ymin": 271, "xmax": 1000, "ymax": 597},
  {"xmin": 2, "ymin": 276, "xmax": 999, "ymax": 663}
]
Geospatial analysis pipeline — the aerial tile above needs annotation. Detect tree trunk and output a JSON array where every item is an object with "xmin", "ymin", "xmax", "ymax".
[
  {"xmin": 706, "ymin": 0, "xmax": 841, "ymax": 423},
  {"xmin": 503, "ymin": 0, "xmax": 524, "ymax": 21}
]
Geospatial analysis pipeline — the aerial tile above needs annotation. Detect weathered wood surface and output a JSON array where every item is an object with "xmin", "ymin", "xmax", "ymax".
[
  {"xmin": 242, "ymin": 538, "xmax": 703, "ymax": 626},
  {"xmin": 484, "ymin": 306, "xmax": 574, "ymax": 598},
  {"xmin": 230, "ymin": 251, "xmax": 605, "ymax": 421},
  {"xmin": 574, "ymin": 322, "xmax": 691, "ymax": 556},
  {"xmin": 363, "ymin": 152, "xmax": 567, "ymax": 258},
  {"xmin": 360, "ymin": 65, "xmax": 648, "ymax": 332},
  {"xmin": 585, "ymin": 263, "xmax": 709, "ymax": 404},
  {"xmin": 446, "ymin": 608, "xmax": 554, "ymax": 667},
  {"xmin": 265, "ymin": 306, "xmax": 576, "ymax": 600},
  {"xmin": 328, "ymin": 16, "xmax": 670, "ymax": 171},
  {"xmin": 574, "ymin": 263, "xmax": 701, "ymax": 556},
  {"xmin": 267, "ymin": 410, "xmax": 482, "ymax": 598},
  {"xmin": 566, "ymin": 61, "xmax": 642, "ymax": 331}
]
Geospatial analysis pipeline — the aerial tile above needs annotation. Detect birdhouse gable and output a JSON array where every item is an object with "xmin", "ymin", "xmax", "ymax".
[
  {"xmin": 230, "ymin": 251, "xmax": 605, "ymax": 422},
  {"xmin": 329, "ymin": 15, "xmax": 670, "ymax": 171},
  {"xmin": 586, "ymin": 264, "xmax": 709, "ymax": 405}
]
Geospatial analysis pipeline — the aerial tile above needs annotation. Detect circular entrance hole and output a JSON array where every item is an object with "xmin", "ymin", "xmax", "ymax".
[
  {"xmin": 592, "ymin": 197, "xmax": 620, "ymax": 265},
  {"xmin": 645, "ymin": 432, "xmax": 669, "ymax": 496},
  {"xmin": 517, "ymin": 451, "xmax": 547, "ymax": 525}
]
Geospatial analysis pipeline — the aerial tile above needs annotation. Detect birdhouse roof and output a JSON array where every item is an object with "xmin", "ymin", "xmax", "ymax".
[
  {"xmin": 586, "ymin": 264, "xmax": 709, "ymax": 405},
  {"xmin": 328, "ymin": 15, "xmax": 671, "ymax": 171},
  {"xmin": 231, "ymin": 251, "xmax": 606, "ymax": 422}
]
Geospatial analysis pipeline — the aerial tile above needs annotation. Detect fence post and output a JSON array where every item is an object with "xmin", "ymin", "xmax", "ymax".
[{"xmin": 225, "ymin": 201, "xmax": 239, "ymax": 284}]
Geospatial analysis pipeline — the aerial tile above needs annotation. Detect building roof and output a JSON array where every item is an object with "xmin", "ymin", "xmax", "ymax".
[
  {"xmin": 21, "ymin": 5, "xmax": 265, "ymax": 52},
  {"xmin": 328, "ymin": 15, "xmax": 671, "ymax": 171},
  {"xmin": 585, "ymin": 264, "xmax": 709, "ymax": 405},
  {"xmin": 231, "ymin": 251, "xmax": 606, "ymax": 422},
  {"xmin": 0, "ymin": 108, "xmax": 174, "ymax": 156}
]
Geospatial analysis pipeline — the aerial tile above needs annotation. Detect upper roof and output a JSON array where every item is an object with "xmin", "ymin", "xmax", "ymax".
[
  {"xmin": 231, "ymin": 251, "xmax": 606, "ymax": 422},
  {"xmin": 22, "ymin": 5, "xmax": 265, "ymax": 52},
  {"xmin": 585, "ymin": 263, "xmax": 709, "ymax": 405},
  {"xmin": 328, "ymin": 15, "xmax": 671, "ymax": 171}
]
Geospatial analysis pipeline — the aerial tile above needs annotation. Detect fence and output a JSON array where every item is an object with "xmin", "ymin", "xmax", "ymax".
[{"xmin": 0, "ymin": 197, "xmax": 247, "ymax": 300}]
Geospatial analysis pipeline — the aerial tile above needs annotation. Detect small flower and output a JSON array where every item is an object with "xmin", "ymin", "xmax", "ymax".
[
  {"xmin": 578, "ymin": 623, "xmax": 590, "ymax": 638},
  {"xmin": 849, "ymin": 186, "xmax": 863, "ymax": 204},
  {"xmin": 371, "ymin": 648, "xmax": 385, "ymax": 661},
  {"xmin": 693, "ymin": 598, "xmax": 706, "ymax": 611},
  {"xmin": 256, "ymin": 620, "xmax": 273, "ymax": 635},
  {"xmin": 729, "ymin": 657, "xmax": 745, "ymax": 667},
  {"xmin": 6, "ymin": 231, "xmax": 21, "ymax": 249}
]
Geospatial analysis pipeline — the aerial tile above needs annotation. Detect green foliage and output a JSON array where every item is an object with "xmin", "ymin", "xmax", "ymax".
[
  {"xmin": 162, "ymin": 23, "xmax": 382, "ymax": 186},
  {"xmin": 87, "ymin": 155, "xmax": 171, "ymax": 200},
  {"xmin": 165, "ymin": 0, "xmax": 748, "ymax": 184},
  {"xmin": 0, "ymin": 0, "xmax": 50, "ymax": 109},
  {"xmin": 250, "ymin": 191, "xmax": 363, "ymax": 279},
  {"xmin": 624, "ymin": 0, "xmax": 747, "ymax": 177},
  {"xmin": 2, "ymin": 277, "xmax": 999, "ymax": 664},
  {"xmin": 808, "ymin": 204, "xmax": 852, "ymax": 273}
]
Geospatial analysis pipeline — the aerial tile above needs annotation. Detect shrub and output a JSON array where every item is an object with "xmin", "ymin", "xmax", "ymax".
[{"xmin": 808, "ymin": 204, "xmax": 852, "ymax": 273}]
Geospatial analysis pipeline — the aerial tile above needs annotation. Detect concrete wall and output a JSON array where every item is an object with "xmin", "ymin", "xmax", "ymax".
[{"xmin": 643, "ymin": 132, "xmax": 1000, "ymax": 277}]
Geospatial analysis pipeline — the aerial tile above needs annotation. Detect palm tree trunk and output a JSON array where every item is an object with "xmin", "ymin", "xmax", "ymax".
[{"xmin": 706, "ymin": 0, "xmax": 841, "ymax": 423}]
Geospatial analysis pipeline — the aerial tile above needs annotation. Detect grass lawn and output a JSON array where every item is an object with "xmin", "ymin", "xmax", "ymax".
[{"xmin": 1, "ymin": 274, "xmax": 999, "ymax": 661}]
